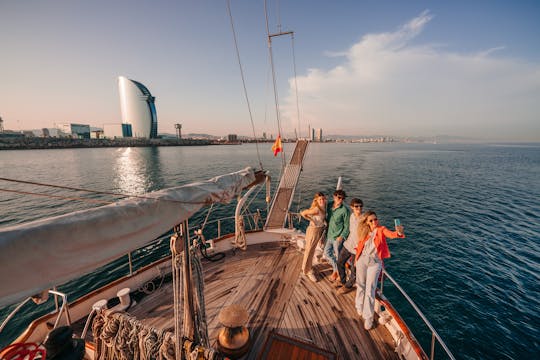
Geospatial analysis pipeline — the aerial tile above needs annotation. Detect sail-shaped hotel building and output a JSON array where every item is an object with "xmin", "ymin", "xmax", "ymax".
[{"xmin": 118, "ymin": 76, "xmax": 158, "ymax": 138}]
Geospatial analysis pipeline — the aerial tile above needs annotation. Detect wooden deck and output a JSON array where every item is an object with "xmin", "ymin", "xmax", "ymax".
[{"xmin": 124, "ymin": 235, "xmax": 399, "ymax": 360}]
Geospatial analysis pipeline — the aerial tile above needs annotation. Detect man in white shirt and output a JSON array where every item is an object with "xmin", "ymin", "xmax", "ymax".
[{"xmin": 336, "ymin": 198, "xmax": 365, "ymax": 294}]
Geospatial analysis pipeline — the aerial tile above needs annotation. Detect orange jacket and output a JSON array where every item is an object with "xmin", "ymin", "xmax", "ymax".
[{"xmin": 354, "ymin": 226, "xmax": 405, "ymax": 262}]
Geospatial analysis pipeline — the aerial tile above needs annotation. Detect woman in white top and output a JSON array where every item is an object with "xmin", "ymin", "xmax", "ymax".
[{"xmin": 300, "ymin": 192, "xmax": 327, "ymax": 282}]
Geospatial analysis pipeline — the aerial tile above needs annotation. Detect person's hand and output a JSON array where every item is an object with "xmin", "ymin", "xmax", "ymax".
[{"xmin": 396, "ymin": 225, "xmax": 404, "ymax": 236}]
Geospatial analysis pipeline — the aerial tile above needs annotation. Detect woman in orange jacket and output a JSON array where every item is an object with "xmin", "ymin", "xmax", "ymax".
[{"xmin": 354, "ymin": 210, "xmax": 405, "ymax": 330}]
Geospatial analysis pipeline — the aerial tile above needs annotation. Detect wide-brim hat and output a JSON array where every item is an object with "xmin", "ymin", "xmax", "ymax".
[{"xmin": 44, "ymin": 326, "xmax": 85, "ymax": 360}]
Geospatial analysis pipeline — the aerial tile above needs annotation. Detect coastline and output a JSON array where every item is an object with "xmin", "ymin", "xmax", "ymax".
[
  {"xmin": 0, "ymin": 136, "xmax": 307, "ymax": 150},
  {"xmin": 0, "ymin": 137, "xmax": 223, "ymax": 150}
]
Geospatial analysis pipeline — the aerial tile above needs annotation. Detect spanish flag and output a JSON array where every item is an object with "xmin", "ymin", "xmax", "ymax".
[{"xmin": 271, "ymin": 135, "xmax": 283, "ymax": 156}]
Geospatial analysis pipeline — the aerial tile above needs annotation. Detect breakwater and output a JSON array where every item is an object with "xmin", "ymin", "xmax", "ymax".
[{"xmin": 0, "ymin": 137, "xmax": 214, "ymax": 150}]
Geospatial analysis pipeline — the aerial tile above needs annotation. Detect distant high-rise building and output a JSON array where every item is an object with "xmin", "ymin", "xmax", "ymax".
[
  {"xmin": 316, "ymin": 128, "xmax": 323, "ymax": 142},
  {"xmin": 118, "ymin": 76, "xmax": 157, "ymax": 138}
]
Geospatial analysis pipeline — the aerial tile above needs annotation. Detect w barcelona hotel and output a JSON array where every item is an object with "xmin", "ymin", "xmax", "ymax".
[{"xmin": 116, "ymin": 76, "xmax": 158, "ymax": 139}]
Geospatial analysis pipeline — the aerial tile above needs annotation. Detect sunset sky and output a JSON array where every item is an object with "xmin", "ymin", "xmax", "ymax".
[{"xmin": 1, "ymin": 0, "xmax": 539, "ymax": 141}]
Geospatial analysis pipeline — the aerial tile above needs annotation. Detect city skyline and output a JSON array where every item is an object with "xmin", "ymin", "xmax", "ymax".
[{"xmin": 1, "ymin": 1, "xmax": 539, "ymax": 142}]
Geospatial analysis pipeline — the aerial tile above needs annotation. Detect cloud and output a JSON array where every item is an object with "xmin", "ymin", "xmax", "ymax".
[{"xmin": 282, "ymin": 11, "xmax": 540, "ymax": 141}]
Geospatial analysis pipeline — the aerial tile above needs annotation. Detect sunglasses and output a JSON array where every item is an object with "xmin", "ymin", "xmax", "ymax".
[
  {"xmin": 368, "ymin": 218, "xmax": 378, "ymax": 223},
  {"xmin": 352, "ymin": 205, "xmax": 362, "ymax": 208},
  {"xmin": 334, "ymin": 195, "xmax": 344, "ymax": 200}
]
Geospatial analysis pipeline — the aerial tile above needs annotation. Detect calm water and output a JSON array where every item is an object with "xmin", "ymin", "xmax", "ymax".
[{"xmin": 1, "ymin": 143, "xmax": 539, "ymax": 359}]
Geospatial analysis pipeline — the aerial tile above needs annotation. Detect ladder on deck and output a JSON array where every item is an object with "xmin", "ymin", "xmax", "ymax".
[{"xmin": 265, "ymin": 140, "xmax": 309, "ymax": 229}]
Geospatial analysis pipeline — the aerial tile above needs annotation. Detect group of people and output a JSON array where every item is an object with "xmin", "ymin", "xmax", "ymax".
[{"xmin": 300, "ymin": 190, "xmax": 405, "ymax": 331}]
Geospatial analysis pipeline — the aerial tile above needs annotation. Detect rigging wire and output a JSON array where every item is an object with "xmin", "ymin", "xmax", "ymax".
[
  {"xmin": 226, "ymin": 0, "xmax": 263, "ymax": 171},
  {"xmin": 0, "ymin": 188, "xmax": 113, "ymax": 205},
  {"xmin": 291, "ymin": 33, "xmax": 302, "ymax": 139},
  {"xmin": 275, "ymin": 0, "xmax": 282, "ymax": 33},
  {"xmin": 264, "ymin": 0, "xmax": 286, "ymax": 170},
  {"xmin": 0, "ymin": 177, "xmax": 209, "ymax": 205}
]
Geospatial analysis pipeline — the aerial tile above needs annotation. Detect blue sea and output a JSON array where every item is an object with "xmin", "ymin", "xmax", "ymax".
[{"xmin": 1, "ymin": 142, "xmax": 539, "ymax": 359}]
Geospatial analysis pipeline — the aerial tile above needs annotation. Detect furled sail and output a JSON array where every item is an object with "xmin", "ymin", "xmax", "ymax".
[{"xmin": 0, "ymin": 167, "xmax": 256, "ymax": 307}]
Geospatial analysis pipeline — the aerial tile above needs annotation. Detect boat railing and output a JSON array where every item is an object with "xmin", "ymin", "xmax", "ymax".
[
  {"xmin": 286, "ymin": 212, "xmax": 302, "ymax": 229},
  {"xmin": 116, "ymin": 210, "xmax": 265, "ymax": 277},
  {"xmin": 0, "ymin": 290, "xmax": 71, "ymax": 336},
  {"xmin": 380, "ymin": 270, "xmax": 456, "ymax": 360},
  {"xmin": 190, "ymin": 210, "xmax": 264, "ymax": 240}
]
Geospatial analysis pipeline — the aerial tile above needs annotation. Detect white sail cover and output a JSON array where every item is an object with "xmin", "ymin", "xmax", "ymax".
[{"xmin": 0, "ymin": 167, "xmax": 256, "ymax": 307}]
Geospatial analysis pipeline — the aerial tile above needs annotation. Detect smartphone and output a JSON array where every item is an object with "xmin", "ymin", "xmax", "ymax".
[{"xmin": 394, "ymin": 219, "xmax": 401, "ymax": 228}]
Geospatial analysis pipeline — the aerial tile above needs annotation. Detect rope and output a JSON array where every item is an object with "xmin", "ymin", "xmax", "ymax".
[
  {"xmin": 171, "ymin": 234, "xmax": 183, "ymax": 360},
  {"xmin": 200, "ymin": 203, "xmax": 214, "ymax": 232},
  {"xmin": 138, "ymin": 271, "xmax": 165, "ymax": 294},
  {"xmin": 226, "ymin": 0, "xmax": 264, "ymax": 171},
  {"xmin": 193, "ymin": 203, "xmax": 227, "ymax": 261},
  {"xmin": 234, "ymin": 216, "xmax": 247, "ymax": 250},
  {"xmin": 191, "ymin": 250, "xmax": 210, "ymax": 347},
  {"xmin": 198, "ymin": 238, "xmax": 226, "ymax": 262},
  {"xmin": 159, "ymin": 332, "xmax": 176, "ymax": 360},
  {"xmin": 92, "ymin": 311, "xmax": 176, "ymax": 360}
]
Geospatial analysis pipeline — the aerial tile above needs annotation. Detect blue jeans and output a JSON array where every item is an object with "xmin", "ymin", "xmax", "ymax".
[{"xmin": 324, "ymin": 237, "xmax": 343, "ymax": 272}]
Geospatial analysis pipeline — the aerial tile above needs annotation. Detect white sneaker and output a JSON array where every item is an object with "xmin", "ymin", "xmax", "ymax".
[
  {"xmin": 364, "ymin": 319, "xmax": 373, "ymax": 330},
  {"xmin": 307, "ymin": 272, "xmax": 317, "ymax": 282}
]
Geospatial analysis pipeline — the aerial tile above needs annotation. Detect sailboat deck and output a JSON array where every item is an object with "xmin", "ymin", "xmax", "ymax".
[{"xmin": 125, "ymin": 235, "xmax": 399, "ymax": 359}]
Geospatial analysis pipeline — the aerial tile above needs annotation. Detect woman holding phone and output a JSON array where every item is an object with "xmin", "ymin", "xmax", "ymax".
[{"xmin": 354, "ymin": 210, "xmax": 405, "ymax": 330}]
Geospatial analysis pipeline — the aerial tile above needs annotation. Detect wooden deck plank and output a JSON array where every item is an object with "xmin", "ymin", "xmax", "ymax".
[{"xmin": 122, "ymin": 238, "xmax": 399, "ymax": 359}]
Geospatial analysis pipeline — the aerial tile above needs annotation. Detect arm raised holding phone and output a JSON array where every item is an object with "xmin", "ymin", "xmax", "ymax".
[{"xmin": 354, "ymin": 211, "xmax": 405, "ymax": 330}]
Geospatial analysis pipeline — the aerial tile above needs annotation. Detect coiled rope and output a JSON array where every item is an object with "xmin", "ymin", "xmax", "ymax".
[{"xmin": 92, "ymin": 311, "xmax": 175, "ymax": 360}]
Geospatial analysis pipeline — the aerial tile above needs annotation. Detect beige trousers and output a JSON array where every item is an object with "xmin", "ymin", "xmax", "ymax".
[{"xmin": 301, "ymin": 225, "xmax": 325, "ymax": 274}]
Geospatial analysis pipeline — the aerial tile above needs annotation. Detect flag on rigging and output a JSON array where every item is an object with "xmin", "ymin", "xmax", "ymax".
[{"xmin": 272, "ymin": 135, "xmax": 283, "ymax": 156}]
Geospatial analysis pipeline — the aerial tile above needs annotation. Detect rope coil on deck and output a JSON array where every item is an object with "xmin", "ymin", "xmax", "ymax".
[{"xmin": 92, "ymin": 311, "xmax": 176, "ymax": 360}]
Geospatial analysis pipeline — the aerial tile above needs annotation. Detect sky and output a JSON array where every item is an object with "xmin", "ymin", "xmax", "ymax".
[{"xmin": 1, "ymin": 0, "xmax": 539, "ymax": 142}]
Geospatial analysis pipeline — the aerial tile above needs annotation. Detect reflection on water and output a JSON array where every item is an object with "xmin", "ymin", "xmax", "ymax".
[{"xmin": 113, "ymin": 147, "xmax": 165, "ymax": 194}]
